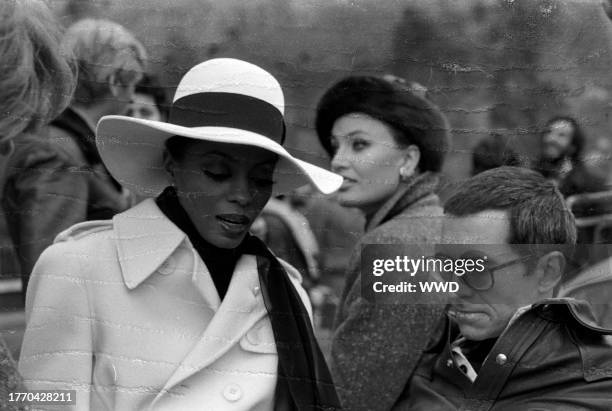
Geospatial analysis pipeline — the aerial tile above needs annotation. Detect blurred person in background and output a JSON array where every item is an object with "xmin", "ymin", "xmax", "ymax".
[
  {"xmin": 534, "ymin": 115, "xmax": 606, "ymax": 196},
  {"xmin": 251, "ymin": 195, "xmax": 321, "ymax": 291},
  {"xmin": 316, "ymin": 75, "xmax": 451, "ymax": 410},
  {"xmin": 0, "ymin": 0, "xmax": 76, "ymax": 409},
  {"xmin": 471, "ymin": 132, "xmax": 521, "ymax": 176},
  {"xmin": 406, "ymin": 167, "xmax": 612, "ymax": 410},
  {"xmin": 19, "ymin": 58, "xmax": 342, "ymax": 411},
  {"xmin": 124, "ymin": 73, "xmax": 169, "ymax": 122},
  {"xmin": 285, "ymin": 185, "xmax": 364, "ymax": 339},
  {"xmin": 2, "ymin": 18, "xmax": 147, "ymax": 296}
]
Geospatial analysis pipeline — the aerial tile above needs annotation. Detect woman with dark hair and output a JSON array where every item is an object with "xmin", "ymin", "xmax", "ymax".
[
  {"xmin": 19, "ymin": 59, "xmax": 342, "ymax": 410},
  {"xmin": 316, "ymin": 75, "xmax": 451, "ymax": 410}
]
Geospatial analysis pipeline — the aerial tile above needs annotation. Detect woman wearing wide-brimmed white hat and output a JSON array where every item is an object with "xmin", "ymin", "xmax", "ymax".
[{"xmin": 18, "ymin": 58, "xmax": 342, "ymax": 411}]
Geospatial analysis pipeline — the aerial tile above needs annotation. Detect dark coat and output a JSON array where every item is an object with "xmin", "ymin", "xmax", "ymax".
[
  {"xmin": 2, "ymin": 108, "xmax": 130, "ymax": 291},
  {"xmin": 404, "ymin": 299, "xmax": 612, "ymax": 411},
  {"xmin": 331, "ymin": 172, "xmax": 446, "ymax": 411}
]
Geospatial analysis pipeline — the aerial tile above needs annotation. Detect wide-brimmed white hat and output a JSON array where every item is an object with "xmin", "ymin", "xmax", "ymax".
[{"xmin": 96, "ymin": 58, "xmax": 342, "ymax": 196}]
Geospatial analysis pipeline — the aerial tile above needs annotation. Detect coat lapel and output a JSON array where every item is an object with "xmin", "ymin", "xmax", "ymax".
[
  {"xmin": 115, "ymin": 200, "xmax": 271, "ymax": 405},
  {"xmin": 113, "ymin": 199, "xmax": 186, "ymax": 290},
  {"xmin": 155, "ymin": 254, "xmax": 268, "ymax": 400}
]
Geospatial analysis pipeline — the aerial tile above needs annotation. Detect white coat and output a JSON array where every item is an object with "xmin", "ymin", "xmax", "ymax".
[{"xmin": 18, "ymin": 199, "xmax": 312, "ymax": 410}]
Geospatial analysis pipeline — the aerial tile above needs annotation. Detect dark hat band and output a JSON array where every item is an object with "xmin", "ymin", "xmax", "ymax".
[{"xmin": 169, "ymin": 92, "xmax": 286, "ymax": 145}]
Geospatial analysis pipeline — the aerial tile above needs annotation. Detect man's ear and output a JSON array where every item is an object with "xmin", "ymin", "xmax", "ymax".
[
  {"xmin": 534, "ymin": 251, "xmax": 565, "ymax": 294},
  {"xmin": 108, "ymin": 72, "xmax": 122, "ymax": 98}
]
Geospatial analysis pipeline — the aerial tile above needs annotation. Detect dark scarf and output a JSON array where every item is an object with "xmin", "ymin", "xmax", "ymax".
[{"xmin": 156, "ymin": 187, "xmax": 341, "ymax": 410}]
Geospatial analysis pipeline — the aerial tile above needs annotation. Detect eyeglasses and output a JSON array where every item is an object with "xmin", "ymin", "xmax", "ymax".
[{"xmin": 432, "ymin": 253, "xmax": 534, "ymax": 291}]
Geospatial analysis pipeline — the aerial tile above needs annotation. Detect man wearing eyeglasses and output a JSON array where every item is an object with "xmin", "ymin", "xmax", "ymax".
[{"xmin": 403, "ymin": 167, "xmax": 612, "ymax": 410}]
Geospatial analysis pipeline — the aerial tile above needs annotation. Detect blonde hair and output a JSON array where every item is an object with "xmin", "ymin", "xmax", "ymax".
[
  {"xmin": 0, "ymin": 0, "xmax": 76, "ymax": 142},
  {"xmin": 62, "ymin": 18, "xmax": 147, "ymax": 107}
]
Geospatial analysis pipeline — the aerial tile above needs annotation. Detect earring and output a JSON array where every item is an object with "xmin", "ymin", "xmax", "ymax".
[{"xmin": 399, "ymin": 166, "xmax": 412, "ymax": 182}]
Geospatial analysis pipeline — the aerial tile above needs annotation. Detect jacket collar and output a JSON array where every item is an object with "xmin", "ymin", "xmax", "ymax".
[
  {"xmin": 112, "ymin": 198, "xmax": 186, "ymax": 289},
  {"xmin": 365, "ymin": 171, "xmax": 440, "ymax": 232},
  {"xmin": 533, "ymin": 297, "xmax": 612, "ymax": 334},
  {"xmin": 51, "ymin": 107, "xmax": 101, "ymax": 165}
]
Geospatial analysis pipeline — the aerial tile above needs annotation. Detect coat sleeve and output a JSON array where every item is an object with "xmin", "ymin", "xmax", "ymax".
[
  {"xmin": 3, "ymin": 141, "xmax": 89, "ymax": 289},
  {"xmin": 18, "ymin": 242, "xmax": 93, "ymax": 411},
  {"xmin": 331, "ymin": 275, "xmax": 444, "ymax": 411}
]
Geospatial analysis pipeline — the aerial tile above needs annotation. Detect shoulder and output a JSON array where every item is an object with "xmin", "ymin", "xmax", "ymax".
[
  {"xmin": 54, "ymin": 220, "xmax": 115, "ymax": 243},
  {"xmin": 363, "ymin": 203, "xmax": 444, "ymax": 245},
  {"xmin": 36, "ymin": 220, "xmax": 116, "ymax": 269}
]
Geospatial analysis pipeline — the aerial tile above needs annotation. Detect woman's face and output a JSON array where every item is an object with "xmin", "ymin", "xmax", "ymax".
[
  {"xmin": 329, "ymin": 113, "xmax": 417, "ymax": 215},
  {"xmin": 542, "ymin": 120, "xmax": 575, "ymax": 161},
  {"xmin": 165, "ymin": 140, "xmax": 277, "ymax": 248}
]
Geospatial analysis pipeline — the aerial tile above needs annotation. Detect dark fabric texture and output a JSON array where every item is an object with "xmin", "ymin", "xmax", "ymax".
[
  {"xmin": 331, "ymin": 171, "xmax": 447, "ymax": 411},
  {"xmin": 404, "ymin": 299, "xmax": 612, "ymax": 410},
  {"xmin": 457, "ymin": 337, "xmax": 497, "ymax": 373},
  {"xmin": 170, "ymin": 92, "xmax": 286, "ymax": 144},
  {"xmin": 155, "ymin": 187, "xmax": 341, "ymax": 410}
]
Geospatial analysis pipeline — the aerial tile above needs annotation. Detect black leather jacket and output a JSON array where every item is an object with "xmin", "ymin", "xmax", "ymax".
[{"xmin": 402, "ymin": 299, "xmax": 612, "ymax": 411}]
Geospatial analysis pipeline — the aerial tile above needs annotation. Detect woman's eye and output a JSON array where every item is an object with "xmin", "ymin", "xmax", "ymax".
[
  {"xmin": 203, "ymin": 169, "xmax": 230, "ymax": 181},
  {"xmin": 351, "ymin": 139, "xmax": 368, "ymax": 151}
]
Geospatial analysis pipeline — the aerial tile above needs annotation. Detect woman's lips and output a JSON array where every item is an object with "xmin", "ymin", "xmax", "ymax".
[
  {"xmin": 339, "ymin": 176, "xmax": 357, "ymax": 191},
  {"xmin": 217, "ymin": 214, "xmax": 250, "ymax": 235}
]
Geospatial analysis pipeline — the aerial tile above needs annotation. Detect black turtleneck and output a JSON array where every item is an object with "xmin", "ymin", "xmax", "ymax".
[{"xmin": 156, "ymin": 186, "xmax": 243, "ymax": 300}]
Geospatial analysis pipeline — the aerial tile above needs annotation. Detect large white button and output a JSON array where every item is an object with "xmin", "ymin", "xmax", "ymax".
[{"xmin": 223, "ymin": 383, "xmax": 242, "ymax": 402}]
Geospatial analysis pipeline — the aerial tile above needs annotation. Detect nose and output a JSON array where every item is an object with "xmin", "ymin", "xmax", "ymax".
[
  {"xmin": 228, "ymin": 175, "xmax": 253, "ymax": 206},
  {"xmin": 330, "ymin": 146, "xmax": 350, "ymax": 173}
]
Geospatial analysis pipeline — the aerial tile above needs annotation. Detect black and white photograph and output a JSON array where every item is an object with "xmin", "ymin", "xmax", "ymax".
[{"xmin": 2, "ymin": 0, "xmax": 612, "ymax": 410}]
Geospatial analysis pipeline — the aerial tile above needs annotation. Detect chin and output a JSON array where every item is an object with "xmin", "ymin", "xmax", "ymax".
[
  {"xmin": 457, "ymin": 322, "xmax": 502, "ymax": 341},
  {"xmin": 209, "ymin": 234, "xmax": 246, "ymax": 249},
  {"xmin": 336, "ymin": 193, "xmax": 359, "ymax": 208}
]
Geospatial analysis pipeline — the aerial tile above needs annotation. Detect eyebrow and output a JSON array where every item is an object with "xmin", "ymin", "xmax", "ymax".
[{"xmin": 330, "ymin": 130, "xmax": 369, "ymax": 140}]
